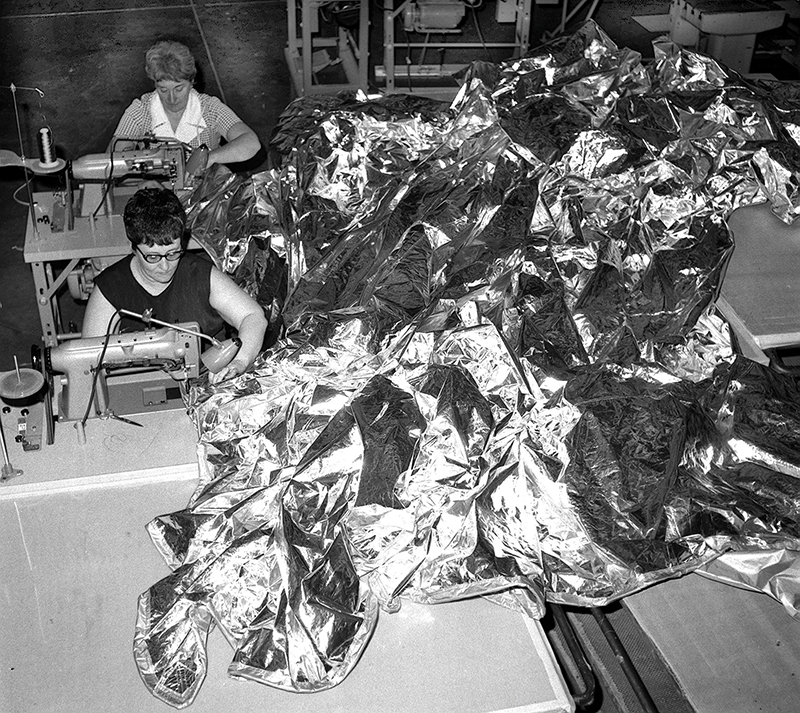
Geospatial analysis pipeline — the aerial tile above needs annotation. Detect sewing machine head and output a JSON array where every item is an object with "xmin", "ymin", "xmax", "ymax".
[
  {"xmin": 47, "ymin": 323, "xmax": 201, "ymax": 423},
  {"xmin": 70, "ymin": 139, "xmax": 193, "ymax": 217}
]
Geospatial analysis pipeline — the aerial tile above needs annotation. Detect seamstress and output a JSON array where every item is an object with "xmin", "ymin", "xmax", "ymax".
[
  {"xmin": 81, "ymin": 188, "xmax": 268, "ymax": 380},
  {"xmin": 111, "ymin": 40, "xmax": 261, "ymax": 169}
]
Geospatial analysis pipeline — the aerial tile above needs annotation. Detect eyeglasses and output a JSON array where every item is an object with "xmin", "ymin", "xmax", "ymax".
[{"xmin": 135, "ymin": 246, "xmax": 184, "ymax": 263}]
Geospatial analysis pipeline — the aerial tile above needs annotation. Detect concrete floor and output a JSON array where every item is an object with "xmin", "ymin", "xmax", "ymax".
[{"xmin": 0, "ymin": 0, "xmax": 796, "ymax": 375}]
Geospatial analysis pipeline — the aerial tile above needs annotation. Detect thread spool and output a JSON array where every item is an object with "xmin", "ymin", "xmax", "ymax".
[{"xmin": 37, "ymin": 127, "xmax": 59, "ymax": 168}]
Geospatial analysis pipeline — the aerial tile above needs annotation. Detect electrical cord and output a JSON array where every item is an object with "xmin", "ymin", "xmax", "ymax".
[
  {"xmin": 470, "ymin": 5, "xmax": 493, "ymax": 63},
  {"xmin": 11, "ymin": 159, "xmax": 55, "ymax": 206},
  {"xmin": 404, "ymin": 25, "xmax": 415, "ymax": 91},
  {"xmin": 91, "ymin": 137, "xmax": 126, "ymax": 219},
  {"xmin": 78, "ymin": 309, "xmax": 121, "ymax": 431},
  {"xmin": 90, "ymin": 134, "xmax": 155, "ymax": 219},
  {"xmin": 12, "ymin": 182, "xmax": 28, "ymax": 206}
]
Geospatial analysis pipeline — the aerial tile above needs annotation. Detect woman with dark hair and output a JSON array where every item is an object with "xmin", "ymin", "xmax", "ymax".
[
  {"xmin": 112, "ymin": 40, "xmax": 261, "ymax": 169},
  {"xmin": 82, "ymin": 188, "xmax": 268, "ymax": 380}
]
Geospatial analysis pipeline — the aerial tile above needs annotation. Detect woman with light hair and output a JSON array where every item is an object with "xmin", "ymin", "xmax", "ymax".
[{"xmin": 112, "ymin": 40, "xmax": 261, "ymax": 169}]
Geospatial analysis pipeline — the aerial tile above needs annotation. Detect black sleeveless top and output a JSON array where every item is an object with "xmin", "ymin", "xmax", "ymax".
[{"xmin": 93, "ymin": 252, "xmax": 225, "ymax": 338}]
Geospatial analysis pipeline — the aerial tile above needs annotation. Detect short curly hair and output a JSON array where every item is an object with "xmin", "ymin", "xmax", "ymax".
[
  {"xmin": 144, "ymin": 40, "xmax": 197, "ymax": 84},
  {"xmin": 124, "ymin": 188, "xmax": 187, "ymax": 247}
]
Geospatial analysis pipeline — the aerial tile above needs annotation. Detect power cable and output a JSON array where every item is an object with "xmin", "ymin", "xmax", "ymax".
[{"xmin": 78, "ymin": 309, "xmax": 121, "ymax": 431}]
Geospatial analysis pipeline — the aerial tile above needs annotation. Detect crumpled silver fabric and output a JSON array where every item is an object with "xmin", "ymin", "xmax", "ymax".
[
  {"xmin": 135, "ymin": 19, "xmax": 800, "ymax": 707},
  {"xmin": 182, "ymin": 165, "xmax": 287, "ymax": 326}
]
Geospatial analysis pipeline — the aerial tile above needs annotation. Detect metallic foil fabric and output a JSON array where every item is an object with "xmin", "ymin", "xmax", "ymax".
[{"xmin": 135, "ymin": 20, "xmax": 800, "ymax": 706}]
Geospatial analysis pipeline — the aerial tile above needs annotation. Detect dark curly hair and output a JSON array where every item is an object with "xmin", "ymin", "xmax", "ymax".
[{"xmin": 123, "ymin": 188, "xmax": 187, "ymax": 247}]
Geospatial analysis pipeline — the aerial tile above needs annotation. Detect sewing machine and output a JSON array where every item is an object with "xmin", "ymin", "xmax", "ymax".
[
  {"xmin": 47, "ymin": 322, "xmax": 201, "ymax": 425},
  {"xmin": 23, "ymin": 139, "xmax": 206, "ymax": 348},
  {"xmin": 632, "ymin": 0, "xmax": 787, "ymax": 75},
  {"xmin": 67, "ymin": 140, "xmax": 190, "ymax": 223}
]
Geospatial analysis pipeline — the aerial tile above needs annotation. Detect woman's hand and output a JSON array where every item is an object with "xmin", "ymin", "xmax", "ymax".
[{"xmin": 208, "ymin": 356, "xmax": 249, "ymax": 384}]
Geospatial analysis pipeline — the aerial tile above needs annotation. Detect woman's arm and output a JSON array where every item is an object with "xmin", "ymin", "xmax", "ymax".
[
  {"xmin": 208, "ymin": 267, "xmax": 268, "ymax": 379},
  {"xmin": 82, "ymin": 287, "xmax": 121, "ymax": 338},
  {"xmin": 108, "ymin": 98, "xmax": 149, "ymax": 152},
  {"xmin": 207, "ymin": 121, "xmax": 261, "ymax": 167}
]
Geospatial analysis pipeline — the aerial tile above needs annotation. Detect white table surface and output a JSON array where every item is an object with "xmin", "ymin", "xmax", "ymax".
[
  {"xmin": 721, "ymin": 202, "xmax": 800, "ymax": 350},
  {"xmin": 1, "ymin": 405, "xmax": 200, "ymax": 497},
  {"xmin": 1, "ymin": 407, "xmax": 573, "ymax": 713},
  {"xmin": 626, "ymin": 571, "xmax": 800, "ymax": 713}
]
